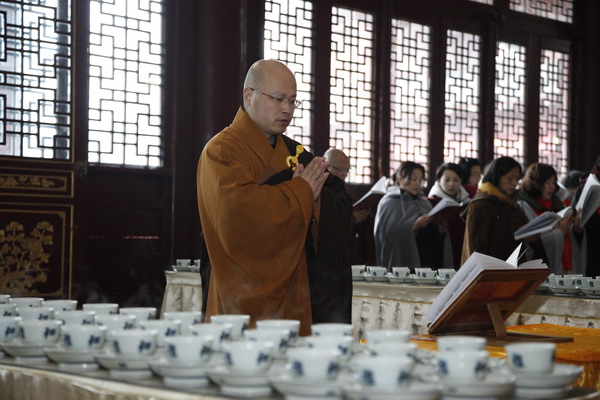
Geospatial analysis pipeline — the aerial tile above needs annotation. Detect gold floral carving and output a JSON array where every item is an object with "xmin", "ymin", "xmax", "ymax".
[
  {"xmin": 0, "ymin": 175, "xmax": 62, "ymax": 190},
  {"xmin": 0, "ymin": 221, "xmax": 53, "ymax": 294}
]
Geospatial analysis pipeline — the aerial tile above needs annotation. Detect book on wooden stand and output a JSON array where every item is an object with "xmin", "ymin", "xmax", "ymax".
[
  {"xmin": 353, "ymin": 176, "xmax": 388, "ymax": 210},
  {"xmin": 424, "ymin": 244, "xmax": 572, "ymax": 346}
]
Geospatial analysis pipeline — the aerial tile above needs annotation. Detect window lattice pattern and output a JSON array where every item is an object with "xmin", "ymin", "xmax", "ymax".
[
  {"xmin": 445, "ymin": 30, "xmax": 480, "ymax": 162},
  {"xmin": 330, "ymin": 7, "xmax": 374, "ymax": 184},
  {"xmin": 538, "ymin": 49, "xmax": 569, "ymax": 176},
  {"xmin": 389, "ymin": 19, "xmax": 430, "ymax": 177},
  {"xmin": 0, "ymin": 0, "xmax": 72, "ymax": 160},
  {"xmin": 494, "ymin": 42, "xmax": 526, "ymax": 165},
  {"xmin": 510, "ymin": 0, "xmax": 573, "ymax": 23},
  {"xmin": 264, "ymin": 0, "xmax": 313, "ymax": 149},
  {"xmin": 88, "ymin": 0, "xmax": 163, "ymax": 167}
]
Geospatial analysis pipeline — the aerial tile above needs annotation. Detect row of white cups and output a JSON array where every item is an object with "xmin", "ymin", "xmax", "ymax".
[
  {"xmin": 353, "ymin": 265, "xmax": 457, "ymax": 283},
  {"xmin": 0, "ymin": 295, "xmax": 585, "ymax": 399}
]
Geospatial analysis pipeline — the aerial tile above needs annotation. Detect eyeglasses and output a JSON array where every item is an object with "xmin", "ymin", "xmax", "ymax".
[
  {"xmin": 328, "ymin": 164, "xmax": 351, "ymax": 174},
  {"xmin": 250, "ymin": 88, "xmax": 302, "ymax": 108}
]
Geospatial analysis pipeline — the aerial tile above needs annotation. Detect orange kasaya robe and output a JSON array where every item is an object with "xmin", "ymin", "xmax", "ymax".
[{"xmin": 197, "ymin": 107, "xmax": 317, "ymax": 336}]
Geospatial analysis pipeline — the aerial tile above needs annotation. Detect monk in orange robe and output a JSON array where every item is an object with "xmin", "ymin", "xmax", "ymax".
[{"xmin": 197, "ymin": 60, "xmax": 351, "ymax": 336}]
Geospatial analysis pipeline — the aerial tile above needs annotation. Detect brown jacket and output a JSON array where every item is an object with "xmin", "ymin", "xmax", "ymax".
[{"xmin": 461, "ymin": 190, "xmax": 529, "ymax": 265}]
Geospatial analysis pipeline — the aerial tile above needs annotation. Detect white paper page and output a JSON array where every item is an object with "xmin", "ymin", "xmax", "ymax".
[
  {"xmin": 505, "ymin": 243, "xmax": 523, "ymax": 267},
  {"xmin": 576, "ymin": 173, "xmax": 600, "ymax": 210},
  {"xmin": 427, "ymin": 197, "xmax": 459, "ymax": 216}
]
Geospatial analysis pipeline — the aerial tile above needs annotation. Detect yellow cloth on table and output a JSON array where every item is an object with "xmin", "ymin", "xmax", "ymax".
[
  {"xmin": 412, "ymin": 323, "xmax": 600, "ymax": 391},
  {"xmin": 506, "ymin": 324, "xmax": 600, "ymax": 362}
]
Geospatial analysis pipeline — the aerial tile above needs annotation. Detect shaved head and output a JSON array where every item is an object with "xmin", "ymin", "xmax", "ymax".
[
  {"xmin": 324, "ymin": 148, "xmax": 350, "ymax": 180},
  {"xmin": 242, "ymin": 60, "xmax": 298, "ymax": 140}
]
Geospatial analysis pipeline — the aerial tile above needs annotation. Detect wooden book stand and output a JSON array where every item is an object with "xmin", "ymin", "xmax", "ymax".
[{"xmin": 427, "ymin": 269, "xmax": 573, "ymax": 346}]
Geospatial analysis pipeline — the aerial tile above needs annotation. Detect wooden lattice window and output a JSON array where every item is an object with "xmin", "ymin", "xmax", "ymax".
[
  {"xmin": 264, "ymin": 0, "xmax": 313, "ymax": 150},
  {"xmin": 87, "ymin": 0, "xmax": 163, "ymax": 167},
  {"xmin": 445, "ymin": 30, "xmax": 481, "ymax": 161},
  {"xmin": 389, "ymin": 19, "xmax": 431, "ymax": 176}
]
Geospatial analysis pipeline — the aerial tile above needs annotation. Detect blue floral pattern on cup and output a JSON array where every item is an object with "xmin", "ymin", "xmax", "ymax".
[
  {"xmin": 292, "ymin": 360, "xmax": 304, "ymax": 376},
  {"xmin": 511, "ymin": 353, "xmax": 524, "ymax": 369},
  {"xmin": 44, "ymin": 327, "xmax": 57, "ymax": 339},
  {"xmin": 165, "ymin": 327, "xmax": 177, "ymax": 337},
  {"xmin": 438, "ymin": 359, "xmax": 449, "ymax": 376},
  {"xmin": 138, "ymin": 340, "xmax": 152, "ymax": 353},
  {"xmin": 88, "ymin": 335, "xmax": 102, "ymax": 347},
  {"xmin": 168, "ymin": 344, "xmax": 177, "ymax": 358}
]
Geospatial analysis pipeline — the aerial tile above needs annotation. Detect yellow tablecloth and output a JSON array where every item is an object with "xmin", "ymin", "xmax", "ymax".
[{"xmin": 413, "ymin": 324, "xmax": 600, "ymax": 391}]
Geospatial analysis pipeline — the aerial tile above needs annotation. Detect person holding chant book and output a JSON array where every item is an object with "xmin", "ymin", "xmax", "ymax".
[
  {"xmin": 573, "ymin": 156, "xmax": 600, "ymax": 277},
  {"xmin": 461, "ymin": 156, "xmax": 543, "ymax": 264},
  {"xmin": 428, "ymin": 162, "xmax": 470, "ymax": 269},
  {"xmin": 458, "ymin": 157, "xmax": 483, "ymax": 198},
  {"xmin": 517, "ymin": 163, "xmax": 583, "ymax": 275},
  {"xmin": 374, "ymin": 161, "xmax": 452, "ymax": 269}
]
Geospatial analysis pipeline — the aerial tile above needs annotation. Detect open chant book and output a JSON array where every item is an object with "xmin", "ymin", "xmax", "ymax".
[
  {"xmin": 425, "ymin": 244, "xmax": 548, "ymax": 330},
  {"xmin": 575, "ymin": 173, "xmax": 600, "ymax": 227},
  {"xmin": 513, "ymin": 208, "xmax": 572, "ymax": 241},
  {"xmin": 427, "ymin": 197, "xmax": 470, "ymax": 224},
  {"xmin": 353, "ymin": 176, "xmax": 388, "ymax": 210}
]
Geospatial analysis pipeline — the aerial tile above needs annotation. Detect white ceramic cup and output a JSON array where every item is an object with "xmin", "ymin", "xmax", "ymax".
[
  {"xmin": 61, "ymin": 324, "xmax": 107, "ymax": 350},
  {"xmin": 19, "ymin": 319, "xmax": 62, "ymax": 345},
  {"xmin": 189, "ymin": 322, "xmax": 232, "ymax": 351},
  {"xmin": 222, "ymin": 340, "xmax": 274, "ymax": 372},
  {"xmin": 0, "ymin": 316, "xmax": 21, "ymax": 342},
  {"xmin": 210, "ymin": 314, "xmax": 250, "ymax": 340},
  {"xmin": 555, "ymin": 276, "xmax": 576, "ymax": 288},
  {"xmin": 0, "ymin": 304, "xmax": 17, "ymax": 317},
  {"xmin": 164, "ymin": 335, "xmax": 214, "ymax": 363},
  {"xmin": 415, "ymin": 268, "xmax": 436, "ymax": 279},
  {"xmin": 587, "ymin": 278, "xmax": 600, "ymax": 289},
  {"xmin": 111, "ymin": 328, "xmax": 158, "ymax": 356},
  {"xmin": 286, "ymin": 347, "xmax": 341, "ymax": 381},
  {"xmin": 392, "ymin": 267, "xmax": 410, "ymax": 278},
  {"xmin": 304, "ymin": 335, "xmax": 354, "ymax": 360},
  {"xmin": 365, "ymin": 329, "xmax": 410, "ymax": 344},
  {"xmin": 162, "ymin": 311, "xmax": 202, "ymax": 334},
  {"xmin": 119, "ymin": 307, "xmax": 157, "ymax": 326},
  {"xmin": 54, "ymin": 310, "xmax": 96, "ymax": 325},
  {"xmin": 9, "ymin": 297, "xmax": 43, "ymax": 308},
  {"xmin": 354, "ymin": 355, "xmax": 415, "ymax": 387},
  {"xmin": 367, "ymin": 266, "xmax": 388, "ymax": 277},
  {"xmin": 436, "ymin": 335, "xmax": 486, "ymax": 351},
  {"xmin": 42, "ymin": 299, "xmax": 78, "ymax": 312},
  {"xmin": 176, "ymin": 259, "xmax": 191, "ymax": 268},
  {"xmin": 0, "ymin": 294, "xmax": 10, "ymax": 304},
  {"xmin": 352, "ymin": 265, "xmax": 366, "ymax": 276},
  {"xmin": 244, "ymin": 328, "xmax": 291, "ymax": 356},
  {"xmin": 437, "ymin": 268, "xmax": 456, "ymax": 280},
  {"xmin": 94, "ymin": 314, "xmax": 137, "ymax": 340},
  {"xmin": 574, "ymin": 277, "xmax": 589, "ymax": 287},
  {"xmin": 545, "ymin": 274, "xmax": 558, "ymax": 286},
  {"xmin": 139, "ymin": 319, "xmax": 181, "ymax": 346},
  {"xmin": 82, "ymin": 303, "xmax": 119, "ymax": 315},
  {"xmin": 505, "ymin": 342, "xmax": 556, "ymax": 373},
  {"xmin": 256, "ymin": 319, "xmax": 300, "ymax": 340},
  {"xmin": 16, "ymin": 306, "xmax": 54, "ymax": 321},
  {"xmin": 311, "ymin": 323, "xmax": 353, "ymax": 337},
  {"xmin": 436, "ymin": 350, "xmax": 489, "ymax": 380},
  {"xmin": 367, "ymin": 341, "xmax": 417, "ymax": 358}
]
